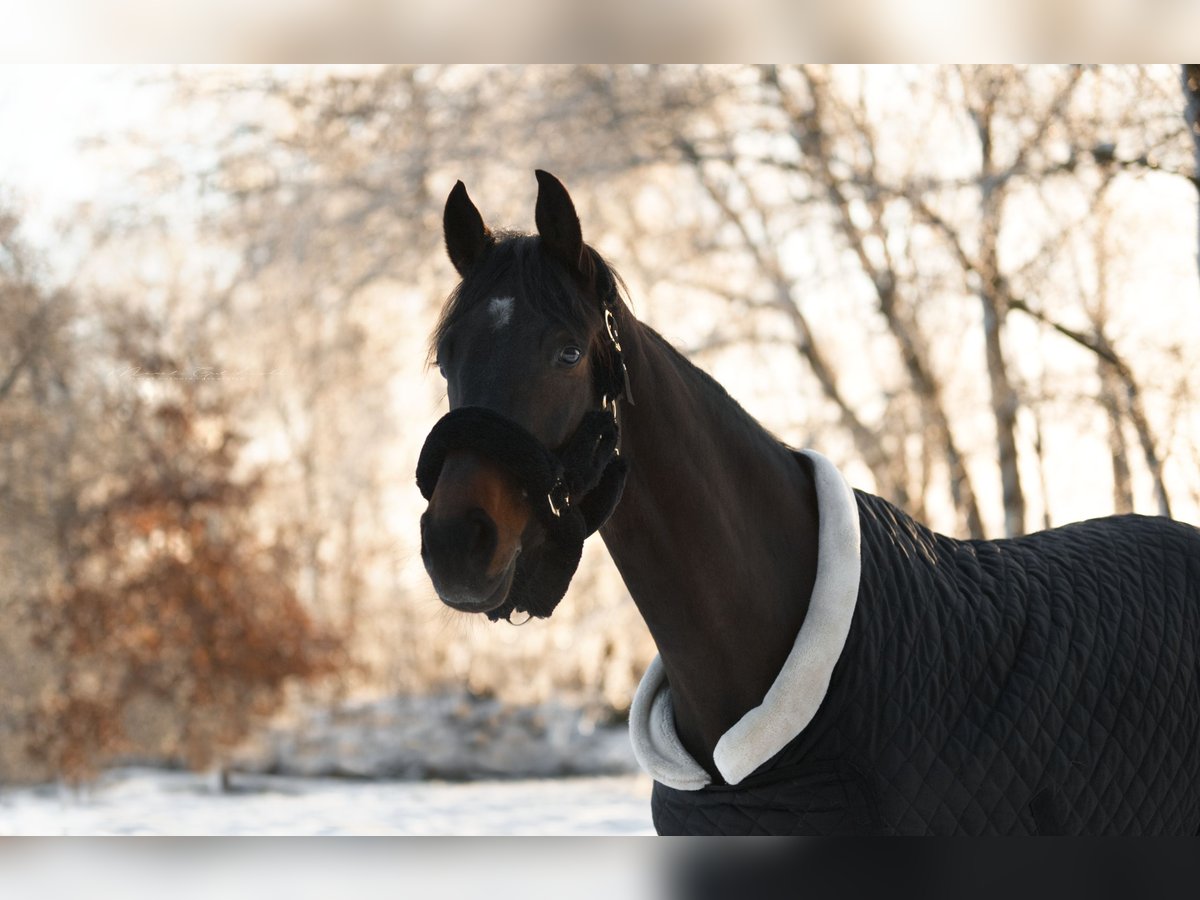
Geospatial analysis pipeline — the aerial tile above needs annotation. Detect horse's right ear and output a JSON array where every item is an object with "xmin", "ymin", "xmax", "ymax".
[{"xmin": 443, "ymin": 181, "xmax": 494, "ymax": 278}]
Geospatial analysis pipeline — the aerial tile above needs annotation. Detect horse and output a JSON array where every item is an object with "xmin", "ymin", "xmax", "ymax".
[{"xmin": 417, "ymin": 170, "xmax": 1200, "ymax": 835}]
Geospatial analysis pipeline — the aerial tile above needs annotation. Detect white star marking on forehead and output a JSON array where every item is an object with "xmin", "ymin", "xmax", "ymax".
[{"xmin": 488, "ymin": 296, "xmax": 515, "ymax": 330}]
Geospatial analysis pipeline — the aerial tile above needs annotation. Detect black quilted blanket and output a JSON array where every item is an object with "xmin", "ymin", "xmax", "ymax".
[{"xmin": 649, "ymin": 486, "xmax": 1200, "ymax": 835}]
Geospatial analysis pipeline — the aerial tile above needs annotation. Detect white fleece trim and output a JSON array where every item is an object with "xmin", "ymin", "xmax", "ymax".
[
  {"xmin": 628, "ymin": 449, "xmax": 862, "ymax": 789},
  {"xmin": 628, "ymin": 657, "xmax": 712, "ymax": 791}
]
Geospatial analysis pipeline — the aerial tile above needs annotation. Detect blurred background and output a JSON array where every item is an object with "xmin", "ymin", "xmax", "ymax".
[{"xmin": 2, "ymin": 64, "xmax": 1200, "ymax": 832}]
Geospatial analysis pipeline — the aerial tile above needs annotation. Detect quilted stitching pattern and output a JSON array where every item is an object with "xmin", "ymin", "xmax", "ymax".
[
  {"xmin": 652, "ymin": 761, "xmax": 884, "ymax": 835},
  {"xmin": 652, "ymin": 490, "xmax": 1200, "ymax": 835}
]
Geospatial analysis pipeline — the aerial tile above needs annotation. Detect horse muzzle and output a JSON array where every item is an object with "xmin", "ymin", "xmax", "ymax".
[
  {"xmin": 416, "ymin": 405, "xmax": 627, "ymax": 621},
  {"xmin": 418, "ymin": 445, "xmax": 533, "ymax": 614},
  {"xmin": 419, "ymin": 506, "xmax": 521, "ymax": 613}
]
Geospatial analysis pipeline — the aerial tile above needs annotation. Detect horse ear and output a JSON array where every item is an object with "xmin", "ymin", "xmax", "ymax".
[
  {"xmin": 534, "ymin": 170, "xmax": 584, "ymax": 273},
  {"xmin": 444, "ymin": 181, "xmax": 493, "ymax": 278}
]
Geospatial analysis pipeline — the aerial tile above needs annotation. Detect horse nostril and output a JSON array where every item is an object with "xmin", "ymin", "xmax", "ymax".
[
  {"xmin": 422, "ymin": 507, "xmax": 499, "ymax": 585},
  {"xmin": 463, "ymin": 507, "xmax": 498, "ymax": 571}
]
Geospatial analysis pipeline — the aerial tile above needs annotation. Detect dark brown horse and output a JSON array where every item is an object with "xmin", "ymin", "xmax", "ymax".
[
  {"xmin": 420, "ymin": 170, "xmax": 817, "ymax": 778},
  {"xmin": 419, "ymin": 171, "xmax": 1200, "ymax": 835}
]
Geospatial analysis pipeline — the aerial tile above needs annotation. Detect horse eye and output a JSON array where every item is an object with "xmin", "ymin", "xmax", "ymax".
[
  {"xmin": 436, "ymin": 360, "xmax": 446, "ymax": 379},
  {"xmin": 558, "ymin": 346, "xmax": 583, "ymax": 367}
]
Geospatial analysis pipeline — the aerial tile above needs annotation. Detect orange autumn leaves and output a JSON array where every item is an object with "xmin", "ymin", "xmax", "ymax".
[{"xmin": 28, "ymin": 389, "xmax": 344, "ymax": 781}]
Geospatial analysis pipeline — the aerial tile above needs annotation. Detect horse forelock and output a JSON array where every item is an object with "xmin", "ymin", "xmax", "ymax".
[{"xmin": 430, "ymin": 233, "xmax": 627, "ymax": 366}]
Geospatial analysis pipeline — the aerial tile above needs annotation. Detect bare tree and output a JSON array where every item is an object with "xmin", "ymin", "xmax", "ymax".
[
  {"xmin": 1091, "ymin": 199, "xmax": 1135, "ymax": 515},
  {"xmin": 674, "ymin": 134, "xmax": 914, "ymax": 511},
  {"xmin": 763, "ymin": 65, "xmax": 986, "ymax": 537},
  {"xmin": 607, "ymin": 65, "xmax": 1194, "ymax": 535},
  {"xmin": 1185, "ymin": 64, "xmax": 1200, "ymax": 285}
]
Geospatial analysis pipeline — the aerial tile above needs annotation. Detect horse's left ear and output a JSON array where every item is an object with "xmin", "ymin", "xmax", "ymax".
[{"xmin": 534, "ymin": 170, "xmax": 584, "ymax": 273}]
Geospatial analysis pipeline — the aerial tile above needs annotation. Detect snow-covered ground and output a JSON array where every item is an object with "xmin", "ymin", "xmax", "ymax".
[
  {"xmin": 0, "ymin": 694, "xmax": 655, "ymax": 835},
  {"xmin": 0, "ymin": 767, "xmax": 655, "ymax": 835},
  {"xmin": 234, "ymin": 693, "xmax": 641, "ymax": 782}
]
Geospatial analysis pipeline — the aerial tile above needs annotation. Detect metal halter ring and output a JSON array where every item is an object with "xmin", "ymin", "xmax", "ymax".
[
  {"xmin": 604, "ymin": 307, "xmax": 621, "ymax": 349},
  {"xmin": 547, "ymin": 482, "xmax": 570, "ymax": 518},
  {"xmin": 602, "ymin": 304, "xmax": 634, "ymax": 407},
  {"xmin": 507, "ymin": 609, "xmax": 533, "ymax": 626}
]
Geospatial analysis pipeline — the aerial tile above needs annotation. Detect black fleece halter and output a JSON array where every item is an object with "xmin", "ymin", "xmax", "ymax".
[{"xmin": 416, "ymin": 296, "xmax": 631, "ymax": 622}]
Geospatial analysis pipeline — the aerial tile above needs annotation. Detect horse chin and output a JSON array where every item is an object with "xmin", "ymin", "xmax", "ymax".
[{"xmin": 437, "ymin": 555, "xmax": 519, "ymax": 615}]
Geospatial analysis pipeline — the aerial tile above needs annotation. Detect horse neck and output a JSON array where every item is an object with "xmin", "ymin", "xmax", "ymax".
[{"xmin": 599, "ymin": 316, "xmax": 821, "ymax": 777}]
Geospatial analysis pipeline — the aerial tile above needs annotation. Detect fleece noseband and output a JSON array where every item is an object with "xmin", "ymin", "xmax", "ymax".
[{"xmin": 416, "ymin": 406, "xmax": 627, "ymax": 621}]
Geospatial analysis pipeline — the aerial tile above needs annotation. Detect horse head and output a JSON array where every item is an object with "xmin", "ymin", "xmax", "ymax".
[{"xmin": 418, "ymin": 171, "xmax": 629, "ymax": 621}]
